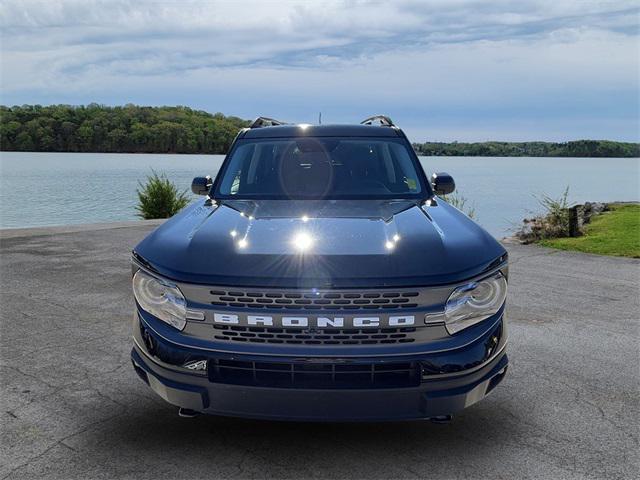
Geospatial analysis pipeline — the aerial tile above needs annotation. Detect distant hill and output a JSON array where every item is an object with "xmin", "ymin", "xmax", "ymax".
[
  {"xmin": 0, "ymin": 104, "xmax": 250, "ymax": 154},
  {"xmin": 413, "ymin": 140, "xmax": 639, "ymax": 158},
  {"xmin": 1, "ymin": 104, "xmax": 638, "ymax": 157}
]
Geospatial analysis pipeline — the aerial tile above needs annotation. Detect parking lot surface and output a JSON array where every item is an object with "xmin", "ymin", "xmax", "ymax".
[{"xmin": 1, "ymin": 222, "xmax": 638, "ymax": 479}]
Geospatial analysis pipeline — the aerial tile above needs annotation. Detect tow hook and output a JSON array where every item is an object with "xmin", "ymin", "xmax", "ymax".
[
  {"xmin": 429, "ymin": 415, "xmax": 453, "ymax": 424},
  {"xmin": 178, "ymin": 408, "xmax": 200, "ymax": 418}
]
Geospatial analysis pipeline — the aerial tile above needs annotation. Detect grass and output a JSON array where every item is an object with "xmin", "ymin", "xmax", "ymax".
[{"xmin": 539, "ymin": 204, "xmax": 640, "ymax": 258}]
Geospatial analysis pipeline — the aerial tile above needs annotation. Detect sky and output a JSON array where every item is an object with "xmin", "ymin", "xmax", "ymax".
[{"xmin": 1, "ymin": 0, "xmax": 639, "ymax": 142}]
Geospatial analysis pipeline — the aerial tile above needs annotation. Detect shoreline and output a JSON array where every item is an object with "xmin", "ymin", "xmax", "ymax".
[
  {"xmin": 503, "ymin": 200, "xmax": 639, "ymax": 242},
  {"xmin": 0, "ymin": 219, "xmax": 165, "ymax": 239}
]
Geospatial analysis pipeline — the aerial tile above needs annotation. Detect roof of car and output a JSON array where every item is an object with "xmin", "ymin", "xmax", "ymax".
[{"xmin": 241, "ymin": 124, "xmax": 402, "ymax": 139}]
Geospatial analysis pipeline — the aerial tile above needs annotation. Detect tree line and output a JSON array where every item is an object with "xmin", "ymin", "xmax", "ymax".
[
  {"xmin": 0, "ymin": 104, "xmax": 250, "ymax": 154},
  {"xmin": 1, "ymin": 104, "xmax": 638, "ymax": 157},
  {"xmin": 412, "ymin": 140, "xmax": 639, "ymax": 158}
]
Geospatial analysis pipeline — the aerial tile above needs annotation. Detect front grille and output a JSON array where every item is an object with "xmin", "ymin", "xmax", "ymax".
[
  {"xmin": 213, "ymin": 325, "xmax": 417, "ymax": 345},
  {"xmin": 209, "ymin": 288, "xmax": 420, "ymax": 310},
  {"xmin": 208, "ymin": 358, "xmax": 421, "ymax": 389}
]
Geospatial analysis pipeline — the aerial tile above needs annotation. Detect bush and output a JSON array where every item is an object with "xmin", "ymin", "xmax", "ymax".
[
  {"xmin": 534, "ymin": 186, "xmax": 571, "ymax": 238},
  {"xmin": 136, "ymin": 170, "xmax": 189, "ymax": 219},
  {"xmin": 514, "ymin": 186, "xmax": 572, "ymax": 242}
]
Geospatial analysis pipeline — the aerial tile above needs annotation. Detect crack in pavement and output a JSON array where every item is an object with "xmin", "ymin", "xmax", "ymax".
[{"xmin": 1, "ymin": 412, "xmax": 125, "ymax": 480}]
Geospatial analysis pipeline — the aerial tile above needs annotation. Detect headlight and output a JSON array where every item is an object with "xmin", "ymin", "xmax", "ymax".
[
  {"xmin": 132, "ymin": 270, "xmax": 187, "ymax": 331},
  {"xmin": 444, "ymin": 271, "xmax": 507, "ymax": 334}
]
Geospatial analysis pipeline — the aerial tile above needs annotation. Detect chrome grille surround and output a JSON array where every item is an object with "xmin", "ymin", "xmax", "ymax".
[{"xmin": 176, "ymin": 282, "xmax": 455, "ymax": 346}]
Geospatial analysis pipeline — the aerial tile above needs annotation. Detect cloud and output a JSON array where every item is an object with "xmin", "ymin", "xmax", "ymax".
[{"xmin": 1, "ymin": 0, "xmax": 638, "ymax": 141}]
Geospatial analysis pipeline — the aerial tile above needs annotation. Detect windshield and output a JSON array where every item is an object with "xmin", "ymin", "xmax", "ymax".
[{"xmin": 215, "ymin": 137, "xmax": 426, "ymax": 199}]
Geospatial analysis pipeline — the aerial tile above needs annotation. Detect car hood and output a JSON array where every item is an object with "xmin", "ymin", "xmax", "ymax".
[{"xmin": 134, "ymin": 199, "xmax": 506, "ymax": 288}]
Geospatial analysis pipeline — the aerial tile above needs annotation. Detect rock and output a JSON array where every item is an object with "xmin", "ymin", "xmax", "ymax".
[{"xmin": 580, "ymin": 202, "xmax": 608, "ymax": 225}]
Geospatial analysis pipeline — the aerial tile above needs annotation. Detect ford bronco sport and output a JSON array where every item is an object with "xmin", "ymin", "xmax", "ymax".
[{"xmin": 131, "ymin": 115, "xmax": 508, "ymax": 421}]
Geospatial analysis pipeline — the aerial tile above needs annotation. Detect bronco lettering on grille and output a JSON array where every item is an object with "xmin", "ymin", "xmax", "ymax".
[{"xmin": 212, "ymin": 313, "xmax": 414, "ymax": 328}]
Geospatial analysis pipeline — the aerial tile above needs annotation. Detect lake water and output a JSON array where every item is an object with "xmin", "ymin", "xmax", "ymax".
[{"xmin": 1, "ymin": 152, "xmax": 638, "ymax": 237}]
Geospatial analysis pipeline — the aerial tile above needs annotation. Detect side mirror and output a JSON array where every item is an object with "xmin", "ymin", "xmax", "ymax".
[
  {"xmin": 431, "ymin": 172, "xmax": 455, "ymax": 196},
  {"xmin": 191, "ymin": 176, "xmax": 213, "ymax": 195}
]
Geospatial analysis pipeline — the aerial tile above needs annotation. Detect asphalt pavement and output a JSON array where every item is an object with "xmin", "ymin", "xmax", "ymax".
[{"xmin": 1, "ymin": 222, "xmax": 638, "ymax": 479}]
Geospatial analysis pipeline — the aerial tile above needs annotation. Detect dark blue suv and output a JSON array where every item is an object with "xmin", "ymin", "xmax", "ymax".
[{"xmin": 130, "ymin": 116, "xmax": 508, "ymax": 421}]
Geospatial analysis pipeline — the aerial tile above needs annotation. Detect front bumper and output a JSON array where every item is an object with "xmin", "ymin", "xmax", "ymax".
[{"xmin": 131, "ymin": 313, "xmax": 508, "ymax": 421}]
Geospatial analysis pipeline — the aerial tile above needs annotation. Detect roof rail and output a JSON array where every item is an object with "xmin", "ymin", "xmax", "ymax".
[
  {"xmin": 250, "ymin": 116, "xmax": 288, "ymax": 128},
  {"xmin": 360, "ymin": 115, "xmax": 395, "ymax": 127}
]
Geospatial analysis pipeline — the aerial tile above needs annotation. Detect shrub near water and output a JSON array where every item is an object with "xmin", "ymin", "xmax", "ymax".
[
  {"xmin": 515, "ymin": 187, "xmax": 571, "ymax": 242},
  {"xmin": 532, "ymin": 186, "xmax": 571, "ymax": 239},
  {"xmin": 136, "ymin": 171, "xmax": 189, "ymax": 219},
  {"xmin": 442, "ymin": 192, "xmax": 476, "ymax": 219}
]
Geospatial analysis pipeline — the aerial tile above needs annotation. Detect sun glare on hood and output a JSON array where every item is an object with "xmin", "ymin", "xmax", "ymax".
[{"xmin": 292, "ymin": 232, "xmax": 314, "ymax": 252}]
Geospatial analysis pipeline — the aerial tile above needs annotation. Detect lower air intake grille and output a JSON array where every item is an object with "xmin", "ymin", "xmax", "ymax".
[{"xmin": 208, "ymin": 359, "xmax": 420, "ymax": 389}]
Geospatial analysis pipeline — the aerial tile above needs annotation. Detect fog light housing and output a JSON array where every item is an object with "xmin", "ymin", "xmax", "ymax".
[{"xmin": 183, "ymin": 360, "xmax": 208, "ymax": 371}]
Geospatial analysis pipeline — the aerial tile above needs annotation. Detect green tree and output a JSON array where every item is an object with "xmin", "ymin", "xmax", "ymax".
[
  {"xmin": 413, "ymin": 139, "xmax": 639, "ymax": 157},
  {"xmin": 0, "ymin": 104, "xmax": 250, "ymax": 154}
]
